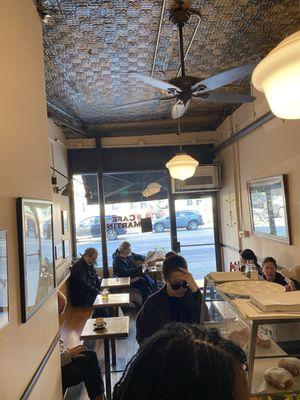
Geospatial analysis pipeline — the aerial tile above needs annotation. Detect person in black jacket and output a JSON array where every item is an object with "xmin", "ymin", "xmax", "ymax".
[
  {"xmin": 112, "ymin": 241, "xmax": 155, "ymax": 303},
  {"xmin": 70, "ymin": 248, "xmax": 101, "ymax": 307},
  {"xmin": 262, "ymin": 257, "xmax": 287, "ymax": 286},
  {"xmin": 136, "ymin": 255, "xmax": 204, "ymax": 344}
]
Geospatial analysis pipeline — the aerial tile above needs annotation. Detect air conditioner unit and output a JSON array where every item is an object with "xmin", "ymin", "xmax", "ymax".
[{"xmin": 171, "ymin": 164, "xmax": 221, "ymax": 193}]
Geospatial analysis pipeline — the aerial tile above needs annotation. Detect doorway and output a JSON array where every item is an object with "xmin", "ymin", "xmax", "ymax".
[{"xmin": 174, "ymin": 196, "xmax": 218, "ymax": 280}]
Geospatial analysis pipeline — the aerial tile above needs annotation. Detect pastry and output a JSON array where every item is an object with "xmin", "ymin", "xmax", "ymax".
[
  {"xmin": 228, "ymin": 327, "xmax": 271, "ymax": 349},
  {"xmin": 278, "ymin": 357, "xmax": 300, "ymax": 376},
  {"xmin": 257, "ymin": 335, "xmax": 271, "ymax": 348},
  {"xmin": 228, "ymin": 327, "xmax": 249, "ymax": 348},
  {"xmin": 264, "ymin": 367, "xmax": 293, "ymax": 390}
]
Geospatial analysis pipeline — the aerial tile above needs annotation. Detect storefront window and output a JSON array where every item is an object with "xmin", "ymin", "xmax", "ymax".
[
  {"xmin": 73, "ymin": 172, "xmax": 172, "ymax": 269},
  {"xmin": 73, "ymin": 172, "xmax": 217, "ymax": 279}
]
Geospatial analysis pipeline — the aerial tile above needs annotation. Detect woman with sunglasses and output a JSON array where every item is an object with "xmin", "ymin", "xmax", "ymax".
[{"xmin": 136, "ymin": 255, "xmax": 204, "ymax": 344}]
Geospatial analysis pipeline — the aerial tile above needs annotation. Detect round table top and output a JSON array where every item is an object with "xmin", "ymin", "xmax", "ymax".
[{"xmin": 217, "ymin": 280, "xmax": 285, "ymax": 298}]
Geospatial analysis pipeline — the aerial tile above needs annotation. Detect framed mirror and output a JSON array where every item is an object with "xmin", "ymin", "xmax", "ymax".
[
  {"xmin": 247, "ymin": 175, "xmax": 291, "ymax": 244},
  {"xmin": 16, "ymin": 198, "xmax": 55, "ymax": 322}
]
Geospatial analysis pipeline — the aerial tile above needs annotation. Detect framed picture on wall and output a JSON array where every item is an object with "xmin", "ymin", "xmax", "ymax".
[
  {"xmin": 247, "ymin": 175, "xmax": 291, "ymax": 244},
  {"xmin": 62, "ymin": 239, "xmax": 70, "ymax": 259},
  {"xmin": 0, "ymin": 230, "xmax": 9, "ymax": 329},
  {"xmin": 16, "ymin": 198, "xmax": 56, "ymax": 323},
  {"xmin": 61, "ymin": 210, "xmax": 68, "ymax": 235}
]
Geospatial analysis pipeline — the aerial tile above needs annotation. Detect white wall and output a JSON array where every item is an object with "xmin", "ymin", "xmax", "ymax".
[
  {"xmin": 218, "ymin": 90, "xmax": 300, "ymax": 270},
  {"xmin": 0, "ymin": 2, "xmax": 62, "ymax": 398},
  {"xmin": 48, "ymin": 119, "xmax": 73, "ymax": 284}
]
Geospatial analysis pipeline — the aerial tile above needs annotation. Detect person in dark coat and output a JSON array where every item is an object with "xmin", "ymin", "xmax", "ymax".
[
  {"xmin": 112, "ymin": 241, "xmax": 155, "ymax": 303},
  {"xmin": 262, "ymin": 257, "xmax": 287, "ymax": 286},
  {"xmin": 70, "ymin": 248, "xmax": 101, "ymax": 307},
  {"xmin": 136, "ymin": 255, "xmax": 204, "ymax": 344}
]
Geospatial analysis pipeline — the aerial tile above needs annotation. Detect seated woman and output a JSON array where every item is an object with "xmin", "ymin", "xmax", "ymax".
[
  {"xmin": 136, "ymin": 255, "xmax": 204, "ymax": 344},
  {"xmin": 57, "ymin": 291, "xmax": 105, "ymax": 400},
  {"xmin": 240, "ymin": 248, "xmax": 263, "ymax": 275},
  {"xmin": 114, "ymin": 323, "xmax": 249, "ymax": 400},
  {"xmin": 112, "ymin": 241, "xmax": 155, "ymax": 303},
  {"xmin": 281, "ymin": 265, "xmax": 300, "ymax": 291},
  {"xmin": 262, "ymin": 257, "xmax": 287, "ymax": 286}
]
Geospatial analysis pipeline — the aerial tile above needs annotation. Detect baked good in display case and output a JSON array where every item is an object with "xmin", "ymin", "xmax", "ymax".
[
  {"xmin": 278, "ymin": 358, "xmax": 300, "ymax": 377},
  {"xmin": 264, "ymin": 367, "xmax": 294, "ymax": 390},
  {"xmin": 227, "ymin": 325, "xmax": 272, "ymax": 349}
]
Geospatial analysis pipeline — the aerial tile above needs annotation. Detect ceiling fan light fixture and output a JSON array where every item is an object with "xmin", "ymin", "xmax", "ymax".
[
  {"xmin": 166, "ymin": 151, "xmax": 199, "ymax": 181},
  {"xmin": 252, "ymin": 31, "xmax": 300, "ymax": 119}
]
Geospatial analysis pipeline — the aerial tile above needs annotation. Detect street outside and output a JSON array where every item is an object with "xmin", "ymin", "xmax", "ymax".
[{"xmin": 76, "ymin": 226, "xmax": 216, "ymax": 280}]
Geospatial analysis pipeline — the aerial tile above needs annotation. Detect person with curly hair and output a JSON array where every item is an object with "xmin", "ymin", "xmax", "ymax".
[{"xmin": 113, "ymin": 323, "xmax": 249, "ymax": 400}]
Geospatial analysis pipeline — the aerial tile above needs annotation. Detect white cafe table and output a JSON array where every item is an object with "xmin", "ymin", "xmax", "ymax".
[
  {"xmin": 93, "ymin": 293, "xmax": 130, "ymax": 367},
  {"xmin": 100, "ymin": 277, "xmax": 130, "ymax": 290},
  {"xmin": 93, "ymin": 293, "xmax": 130, "ymax": 309},
  {"xmin": 80, "ymin": 316, "xmax": 129, "ymax": 400}
]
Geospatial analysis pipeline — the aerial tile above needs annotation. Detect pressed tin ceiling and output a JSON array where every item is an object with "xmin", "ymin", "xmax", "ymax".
[{"xmin": 40, "ymin": 0, "xmax": 300, "ymax": 138}]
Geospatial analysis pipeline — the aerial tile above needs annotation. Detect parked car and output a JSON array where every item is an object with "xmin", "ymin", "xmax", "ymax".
[
  {"xmin": 76, "ymin": 215, "xmax": 127, "ymax": 240},
  {"xmin": 153, "ymin": 210, "xmax": 204, "ymax": 233}
]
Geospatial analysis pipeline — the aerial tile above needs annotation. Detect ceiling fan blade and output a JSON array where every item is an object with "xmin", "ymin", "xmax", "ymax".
[
  {"xmin": 111, "ymin": 96, "xmax": 176, "ymax": 110},
  {"xmin": 129, "ymin": 73, "xmax": 182, "ymax": 93},
  {"xmin": 193, "ymin": 92, "xmax": 255, "ymax": 104},
  {"xmin": 171, "ymin": 100, "xmax": 190, "ymax": 119},
  {"xmin": 192, "ymin": 64, "xmax": 255, "ymax": 93}
]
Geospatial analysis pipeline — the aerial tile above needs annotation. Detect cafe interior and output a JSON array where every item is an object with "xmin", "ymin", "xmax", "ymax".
[{"xmin": 2, "ymin": 1, "xmax": 300, "ymax": 399}]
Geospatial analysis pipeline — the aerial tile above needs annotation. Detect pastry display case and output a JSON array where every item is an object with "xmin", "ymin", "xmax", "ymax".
[{"xmin": 202, "ymin": 273, "xmax": 300, "ymax": 398}]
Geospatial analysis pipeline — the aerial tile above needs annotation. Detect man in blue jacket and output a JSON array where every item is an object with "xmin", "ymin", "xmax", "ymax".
[{"xmin": 112, "ymin": 241, "xmax": 155, "ymax": 303}]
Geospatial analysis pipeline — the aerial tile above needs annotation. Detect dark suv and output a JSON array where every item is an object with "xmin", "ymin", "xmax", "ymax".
[
  {"xmin": 77, "ymin": 215, "xmax": 126, "ymax": 240},
  {"xmin": 153, "ymin": 210, "xmax": 204, "ymax": 233}
]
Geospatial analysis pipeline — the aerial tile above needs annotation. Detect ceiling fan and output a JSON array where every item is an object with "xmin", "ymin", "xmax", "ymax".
[{"xmin": 113, "ymin": 0, "xmax": 255, "ymax": 119}]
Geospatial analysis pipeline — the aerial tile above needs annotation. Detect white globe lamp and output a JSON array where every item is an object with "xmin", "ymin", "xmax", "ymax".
[
  {"xmin": 252, "ymin": 31, "xmax": 300, "ymax": 119},
  {"xmin": 166, "ymin": 151, "xmax": 199, "ymax": 181}
]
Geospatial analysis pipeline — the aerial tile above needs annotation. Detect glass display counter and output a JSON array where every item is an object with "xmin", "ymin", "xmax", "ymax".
[{"xmin": 201, "ymin": 274, "xmax": 300, "ymax": 398}]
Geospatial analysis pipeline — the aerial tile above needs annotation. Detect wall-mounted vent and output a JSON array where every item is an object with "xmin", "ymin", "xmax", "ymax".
[{"xmin": 171, "ymin": 164, "xmax": 221, "ymax": 193}]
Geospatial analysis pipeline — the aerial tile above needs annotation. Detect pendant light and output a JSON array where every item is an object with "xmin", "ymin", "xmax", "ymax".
[
  {"xmin": 166, "ymin": 116, "xmax": 199, "ymax": 181},
  {"xmin": 252, "ymin": 31, "xmax": 300, "ymax": 119}
]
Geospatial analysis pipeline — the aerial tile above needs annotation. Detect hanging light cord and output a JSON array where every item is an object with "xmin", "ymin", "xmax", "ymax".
[
  {"xmin": 175, "ymin": 101, "xmax": 183, "ymax": 152},
  {"xmin": 178, "ymin": 117, "xmax": 182, "ymax": 151}
]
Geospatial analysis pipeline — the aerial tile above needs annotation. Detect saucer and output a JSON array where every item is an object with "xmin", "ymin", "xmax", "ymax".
[{"xmin": 93, "ymin": 322, "xmax": 107, "ymax": 330}]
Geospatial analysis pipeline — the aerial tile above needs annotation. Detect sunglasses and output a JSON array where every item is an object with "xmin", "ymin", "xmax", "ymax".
[{"xmin": 170, "ymin": 281, "xmax": 189, "ymax": 290}]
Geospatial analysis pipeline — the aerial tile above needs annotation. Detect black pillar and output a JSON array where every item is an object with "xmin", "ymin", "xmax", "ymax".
[{"xmin": 96, "ymin": 137, "xmax": 109, "ymax": 278}]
